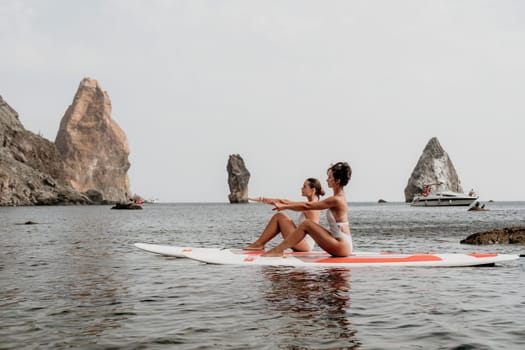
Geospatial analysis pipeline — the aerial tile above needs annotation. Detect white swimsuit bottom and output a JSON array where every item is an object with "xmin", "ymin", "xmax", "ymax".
[
  {"xmin": 326, "ymin": 211, "xmax": 353, "ymax": 251},
  {"xmin": 330, "ymin": 223, "xmax": 353, "ymax": 252}
]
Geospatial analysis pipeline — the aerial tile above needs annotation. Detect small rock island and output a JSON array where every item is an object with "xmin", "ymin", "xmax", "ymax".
[{"xmin": 461, "ymin": 227, "xmax": 525, "ymax": 245}]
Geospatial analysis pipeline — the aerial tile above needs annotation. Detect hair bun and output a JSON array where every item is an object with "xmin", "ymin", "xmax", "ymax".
[{"xmin": 329, "ymin": 162, "xmax": 352, "ymax": 187}]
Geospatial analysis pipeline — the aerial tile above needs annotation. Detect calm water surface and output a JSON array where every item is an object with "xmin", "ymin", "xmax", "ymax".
[{"xmin": 1, "ymin": 202, "xmax": 524, "ymax": 349}]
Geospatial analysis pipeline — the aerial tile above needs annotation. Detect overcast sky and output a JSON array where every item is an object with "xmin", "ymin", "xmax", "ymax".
[{"xmin": 2, "ymin": 0, "xmax": 524, "ymax": 202}]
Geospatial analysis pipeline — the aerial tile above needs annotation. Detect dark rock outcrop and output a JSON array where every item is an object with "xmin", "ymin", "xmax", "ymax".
[
  {"xmin": 468, "ymin": 201, "xmax": 488, "ymax": 211},
  {"xmin": 14, "ymin": 221, "xmax": 39, "ymax": 225},
  {"xmin": 404, "ymin": 137, "xmax": 463, "ymax": 202},
  {"xmin": 227, "ymin": 154, "xmax": 250, "ymax": 203},
  {"xmin": 111, "ymin": 202, "xmax": 142, "ymax": 210},
  {"xmin": 0, "ymin": 96, "xmax": 91, "ymax": 205},
  {"xmin": 460, "ymin": 227, "xmax": 525, "ymax": 245},
  {"xmin": 55, "ymin": 78, "xmax": 131, "ymax": 203}
]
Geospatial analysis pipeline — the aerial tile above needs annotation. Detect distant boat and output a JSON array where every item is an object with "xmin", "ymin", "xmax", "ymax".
[{"xmin": 411, "ymin": 190, "xmax": 478, "ymax": 207}]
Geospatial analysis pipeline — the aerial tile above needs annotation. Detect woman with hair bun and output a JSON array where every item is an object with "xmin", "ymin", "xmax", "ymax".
[
  {"xmin": 244, "ymin": 178, "xmax": 325, "ymax": 252},
  {"xmin": 262, "ymin": 162, "xmax": 353, "ymax": 257}
]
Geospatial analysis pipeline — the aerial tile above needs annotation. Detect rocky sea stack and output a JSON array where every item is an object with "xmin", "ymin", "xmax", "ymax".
[
  {"xmin": 404, "ymin": 137, "xmax": 463, "ymax": 202},
  {"xmin": 227, "ymin": 154, "xmax": 250, "ymax": 203},
  {"xmin": 55, "ymin": 78, "xmax": 131, "ymax": 203}
]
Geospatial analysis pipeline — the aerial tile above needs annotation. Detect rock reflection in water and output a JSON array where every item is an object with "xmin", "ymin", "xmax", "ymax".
[
  {"xmin": 261, "ymin": 266, "xmax": 360, "ymax": 349},
  {"xmin": 54, "ymin": 236, "xmax": 135, "ymax": 339}
]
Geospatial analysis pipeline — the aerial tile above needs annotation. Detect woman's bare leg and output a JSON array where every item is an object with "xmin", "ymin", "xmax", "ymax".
[
  {"xmin": 243, "ymin": 212, "xmax": 296, "ymax": 250},
  {"xmin": 287, "ymin": 234, "xmax": 312, "ymax": 252},
  {"xmin": 262, "ymin": 220, "xmax": 351, "ymax": 257},
  {"xmin": 261, "ymin": 220, "xmax": 313, "ymax": 256}
]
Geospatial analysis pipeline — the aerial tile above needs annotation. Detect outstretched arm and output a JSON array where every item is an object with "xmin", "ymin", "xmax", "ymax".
[
  {"xmin": 273, "ymin": 196, "xmax": 338, "ymax": 212},
  {"xmin": 249, "ymin": 197, "xmax": 292, "ymax": 205}
]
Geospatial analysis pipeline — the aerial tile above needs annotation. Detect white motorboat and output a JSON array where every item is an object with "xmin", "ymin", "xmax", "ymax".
[{"xmin": 411, "ymin": 190, "xmax": 479, "ymax": 207}]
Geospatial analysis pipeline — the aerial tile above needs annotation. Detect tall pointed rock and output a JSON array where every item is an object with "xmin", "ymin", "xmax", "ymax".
[
  {"xmin": 55, "ymin": 78, "xmax": 131, "ymax": 202},
  {"xmin": 404, "ymin": 137, "xmax": 463, "ymax": 202},
  {"xmin": 227, "ymin": 154, "xmax": 250, "ymax": 203}
]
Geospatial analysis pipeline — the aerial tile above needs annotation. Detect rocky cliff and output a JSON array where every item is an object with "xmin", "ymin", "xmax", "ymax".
[
  {"xmin": 55, "ymin": 78, "xmax": 131, "ymax": 203},
  {"xmin": 404, "ymin": 137, "xmax": 463, "ymax": 202},
  {"xmin": 0, "ymin": 96, "xmax": 90, "ymax": 205},
  {"xmin": 227, "ymin": 154, "xmax": 250, "ymax": 203}
]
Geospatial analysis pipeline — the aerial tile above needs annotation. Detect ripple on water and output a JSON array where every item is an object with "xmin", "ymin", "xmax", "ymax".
[{"xmin": 1, "ymin": 203, "xmax": 524, "ymax": 349}]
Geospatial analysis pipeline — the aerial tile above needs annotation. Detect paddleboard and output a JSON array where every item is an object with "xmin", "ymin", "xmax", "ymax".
[
  {"xmin": 134, "ymin": 243, "xmax": 375, "ymax": 259},
  {"xmin": 180, "ymin": 248, "xmax": 519, "ymax": 267},
  {"xmin": 134, "ymin": 243, "xmax": 192, "ymax": 258}
]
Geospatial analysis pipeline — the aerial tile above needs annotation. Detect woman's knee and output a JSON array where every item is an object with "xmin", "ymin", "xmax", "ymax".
[
  {"xmin": 298, "ymin": 219, "xmax": 315, "ymax": 230},
  {"xmin": 273, "ymin": 212, "xmax": 290, "ymax": 221},
  {"xmin": 271, "ymin": 212, "xmax": 291, "ymax": 225}
]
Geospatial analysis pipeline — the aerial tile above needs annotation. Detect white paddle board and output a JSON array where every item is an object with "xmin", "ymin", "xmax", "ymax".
[
  {"xmin": 180, "ymin": 248, "xmax": 519, "ymax": 267},
  {"xmin": 134, "ymin": 243, "xmax": 191, "ymax": 258},
  {"xmin": 134, "ymin": 242, "xmax": 375, "ymax": 259}
]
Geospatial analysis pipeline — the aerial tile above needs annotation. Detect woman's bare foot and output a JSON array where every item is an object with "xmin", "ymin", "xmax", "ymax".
[
  {"xmin": 261, "ymin": 248, "xmax": 284, "ymax": 257},
  {"xmin": 243, "ymin": 243, "xmax": 264, "ymax": 251}
]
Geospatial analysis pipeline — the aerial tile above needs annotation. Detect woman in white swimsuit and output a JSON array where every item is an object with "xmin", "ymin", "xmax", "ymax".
[
  {"xmin": 243, "ymin": 178, "xmax": 325, "ymax": 252},
  {"xmin": 262, "ymin": 162, "xmax": 352, "ymax": 257}
]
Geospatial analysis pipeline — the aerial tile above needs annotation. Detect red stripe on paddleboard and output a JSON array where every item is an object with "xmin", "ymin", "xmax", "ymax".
[
  {"xmin": 313, "ymin": 254, "xmax": 442, "ymax": 264},
  {"xmin": 240, "ymin": 251, "xmax": 264, "ymax": 255},
  {"xmin": 236, "ymin": 250, "xmax": 330, "ymax": 256},
  {"xmin": 467, "ymin": 253, "xmax": 498, "ymax": 258}
]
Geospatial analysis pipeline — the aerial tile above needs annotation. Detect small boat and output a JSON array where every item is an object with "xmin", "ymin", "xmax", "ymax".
[{"xmin": 411, "ymin": 190, "xmax": 478, "ymax": 207}]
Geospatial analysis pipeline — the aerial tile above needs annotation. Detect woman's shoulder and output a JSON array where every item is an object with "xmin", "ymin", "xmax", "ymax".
[
  {"xmin": 331, "ymin": 194, "xmax": 348, "ymax": 213},
  {"xmin": 325, "ymin": 193, "xmax": 346, "ymax": 204}
]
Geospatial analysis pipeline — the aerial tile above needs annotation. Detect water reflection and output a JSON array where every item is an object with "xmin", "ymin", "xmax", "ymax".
[
  {"xmin": 261, "ymin": 267, "xmax": 360, "ymax": 349},
  {"xmin": 0, "ymin": 216, "xmax": 138, "ymax": 348},
  {"xmin": 54, "ymin": 232, "xmax": 135, "ymax": 338}
]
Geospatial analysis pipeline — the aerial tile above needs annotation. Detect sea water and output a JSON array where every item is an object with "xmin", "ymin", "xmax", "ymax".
[{"xmin": 0, "ymin": 202, "xmax": 524, "ymax": 349}]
